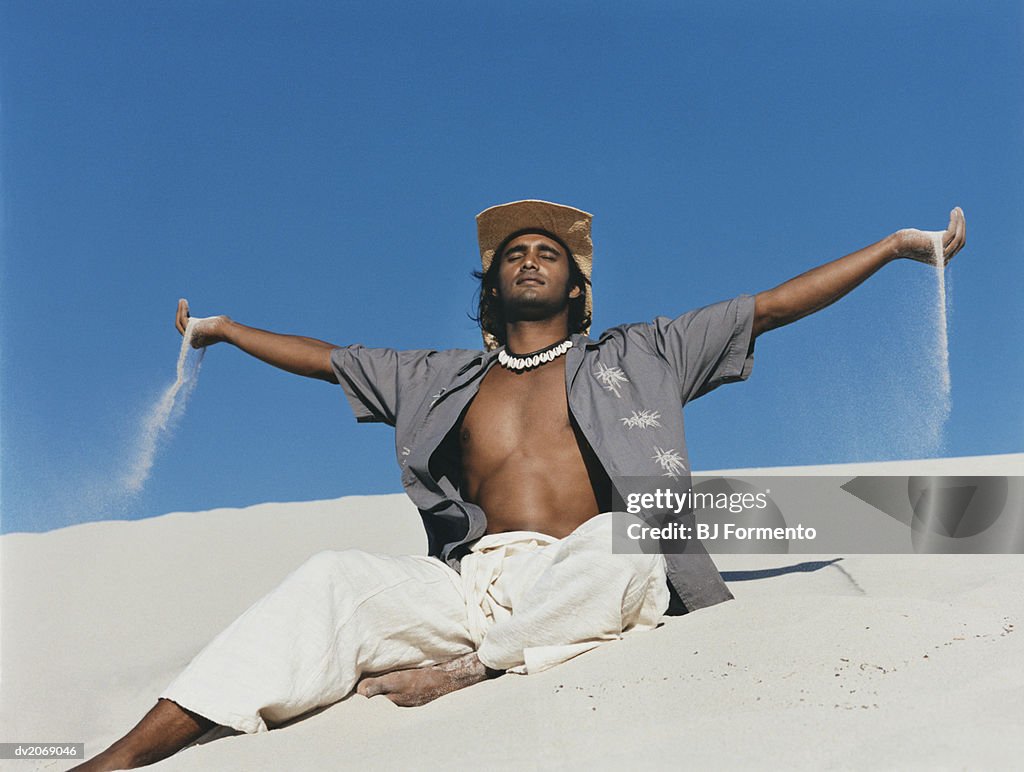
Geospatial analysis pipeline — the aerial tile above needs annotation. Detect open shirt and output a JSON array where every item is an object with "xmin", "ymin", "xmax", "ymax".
[{"xmin": 330, "ymin": 294, "xmax": 756, "ymax": 614}]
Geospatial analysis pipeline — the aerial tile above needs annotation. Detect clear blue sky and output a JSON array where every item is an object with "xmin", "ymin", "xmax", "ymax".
[{"xmin": 2, "ymin": 1, "xmax": 1021, "ymax": 534}]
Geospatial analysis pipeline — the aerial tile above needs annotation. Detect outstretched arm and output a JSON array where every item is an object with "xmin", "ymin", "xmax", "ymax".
[
  {"xmin": 175, "ymin": 299, "xmax": 339, "ymax": 382},
  {"xmin": 752, "ymin": 207, "xmax": 966, "ymax": 338}
]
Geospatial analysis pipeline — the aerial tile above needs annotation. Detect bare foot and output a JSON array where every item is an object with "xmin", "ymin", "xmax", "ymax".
[
  {"xmin": 69, "ymin": 699, "xmax": 213, "ymax": 771},
  {"xmin": 356, "ymin": 653, "xmax": 501, "ymax": 707}
]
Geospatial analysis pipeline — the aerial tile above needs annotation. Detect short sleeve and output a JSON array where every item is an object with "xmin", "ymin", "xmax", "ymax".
[
  {"xmin": 330, "ymin": 345, "xmax": 436, "ymax": 426},
  {"xmin": 629, "ymin": 294, "xmax": 756, "ymax": 404}
]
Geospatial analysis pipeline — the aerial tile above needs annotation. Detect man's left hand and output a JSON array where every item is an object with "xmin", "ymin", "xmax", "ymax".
[{"xmin": 894, "ymin": 206, "xmax": 966, "ymax": 267}]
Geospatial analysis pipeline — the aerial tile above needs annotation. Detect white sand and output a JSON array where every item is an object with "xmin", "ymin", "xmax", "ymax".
[{"xmin": 2, "ymin": 455, "xmax": 1022, "ymax": 770}]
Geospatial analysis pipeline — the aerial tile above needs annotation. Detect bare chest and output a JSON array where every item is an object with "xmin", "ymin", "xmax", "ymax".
[{"xmin": 461, "ymin": 360, "xmax": 571, "ymax": 447}]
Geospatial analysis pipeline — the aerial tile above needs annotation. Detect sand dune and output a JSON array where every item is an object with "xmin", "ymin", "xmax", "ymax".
[{"xmin": 2, "ymin": 455, "xmax": 1022, "ymax": 770}]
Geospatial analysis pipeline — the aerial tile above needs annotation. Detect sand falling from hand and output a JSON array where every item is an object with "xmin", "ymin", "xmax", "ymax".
[
  {"xmin": 122, "ymin": 319, "xmax": 206, "ymax": 495},
  {"xmin": 878, "ymin": 231, "xmax": 954, "ymax": 456},
  {"xmin": 917, "ymin": 230, "xmax": 952, "ymax": 453},
  {"xmin": 793, "ymin": 229, "xmax": 954, "ymax": 462}
]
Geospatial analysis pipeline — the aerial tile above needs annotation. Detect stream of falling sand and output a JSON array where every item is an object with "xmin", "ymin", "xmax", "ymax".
[
  {"xmin": 929, "ymin": 230, "xmax": 952, "ymax": 445},
  {"xmin": 122, "ymin": 318, "xmax": 206, "ymax": 494}
]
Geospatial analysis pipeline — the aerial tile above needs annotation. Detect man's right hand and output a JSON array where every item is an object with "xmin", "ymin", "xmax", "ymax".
[
  {"xmin": 173, "ymin": 298, "xmax": 339, "ymax": 381},
  {"xmin": 176, "ymin": 298, "xmax": 230, "ymax": 348}
]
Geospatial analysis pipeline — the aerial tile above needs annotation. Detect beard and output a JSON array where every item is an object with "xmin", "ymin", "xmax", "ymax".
[{"xmin": 500, "ymin": 284, "xmax": 572, "ymax": 324}]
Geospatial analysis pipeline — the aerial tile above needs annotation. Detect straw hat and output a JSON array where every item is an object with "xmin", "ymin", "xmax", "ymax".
[{"xmin": 475, "ymin": 199, "xmax": 594, "ymax": 350}]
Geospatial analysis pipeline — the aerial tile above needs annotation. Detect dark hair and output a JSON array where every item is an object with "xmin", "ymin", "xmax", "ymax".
[{"xmin": 470, "ymin": 231, "xmax": 591, "ymax": 348}]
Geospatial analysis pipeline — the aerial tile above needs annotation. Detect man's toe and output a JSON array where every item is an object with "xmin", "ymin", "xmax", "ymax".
[{"xmin": 356, "ymin": 677, "xmax": 382, "ymax": 698}]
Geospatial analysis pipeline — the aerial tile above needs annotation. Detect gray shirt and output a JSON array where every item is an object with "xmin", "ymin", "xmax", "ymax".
[{"xmin": 330, "ymin": 294, "xmax": 755, "ymax": 614}]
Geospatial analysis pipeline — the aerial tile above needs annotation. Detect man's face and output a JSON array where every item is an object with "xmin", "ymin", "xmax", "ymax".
[{"xmin": 493, "ymin": 232, "xmax": 581, "ymax": 322}]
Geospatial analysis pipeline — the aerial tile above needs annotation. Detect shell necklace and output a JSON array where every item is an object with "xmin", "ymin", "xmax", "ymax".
[{"xmin": 497, "ymin": 338, "xmax": 573, "ymax": 371}]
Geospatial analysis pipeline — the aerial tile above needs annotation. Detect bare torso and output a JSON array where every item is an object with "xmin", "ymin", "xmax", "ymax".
[{"xmin": 460, "ymin": 359, "xmax": 611, "ymax": 537}]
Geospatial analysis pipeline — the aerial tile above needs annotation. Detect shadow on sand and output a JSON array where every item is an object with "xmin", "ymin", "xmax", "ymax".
[{"xmin": 721, "ymin": 557, "xmax": 844, "ymax": 582}]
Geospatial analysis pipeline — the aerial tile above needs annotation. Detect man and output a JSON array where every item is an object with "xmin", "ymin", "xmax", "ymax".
[{"xmin": 76, "ymin": 200, "xmax": 965, "ymax": 770}]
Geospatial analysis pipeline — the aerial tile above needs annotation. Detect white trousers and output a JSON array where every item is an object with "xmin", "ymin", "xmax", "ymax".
[{"xmin": 161, "ymin": 512, "xmax": 668, "ymax": 734}]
